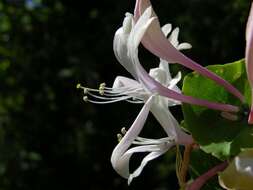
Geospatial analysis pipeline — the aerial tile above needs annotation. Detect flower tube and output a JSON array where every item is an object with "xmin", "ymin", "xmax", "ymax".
[
  {"xmin": 246, "ymin": 3, "xmax": 253, "ymax": 124},
  {"xmin": 134, "ymin": 0, "xmax": 245, "ymax": 103}
]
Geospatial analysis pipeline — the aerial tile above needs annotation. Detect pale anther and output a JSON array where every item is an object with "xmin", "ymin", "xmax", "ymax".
[
  {"xmin": 121, "ymin": 127, "xmax": 127, "ymax": 135},
  {"xmin": 83, "ymin": 88, "xmax": 89, "ymax": 94},
  {"xmin": 76, "ymin": 83, "xmax": 81, "ymax": 89},
  {"xmin": 99, "ymin": 86, "xmax": 105, "ymax": 95},
  {"xmin": 117, "ymin": 134, "xmax": 122, "ymax": 142},
  {"xmin": 100, "ymin": 82, "xmax": 106, "ymax": 87},
  {"xmin": 83, "ymin": 96, "xmax": 89, "ymax": 102}
]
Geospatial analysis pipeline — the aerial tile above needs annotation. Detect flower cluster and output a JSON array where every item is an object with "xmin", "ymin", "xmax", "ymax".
[{"xmin": 78, "ymin": 0, "xmax": 253, "ymax": 189}]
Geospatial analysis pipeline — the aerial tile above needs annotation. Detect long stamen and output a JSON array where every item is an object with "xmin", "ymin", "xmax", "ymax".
[
  {"xmin": 77, "ymin": 83, "xmax": 147, "ymax": 104},
  {"xmin": 103, "ymin": 87, "xmax": 144, "ymax": 97},
  {"xmin": 126, "ymin": 99, "xmax": 144, "ymax": 104},
  {"xmin": 84, "ymin": 96, "xmax": 131, "ymax": 104},
  {"xmin": 87, "ymin": 91, "xmax": 129, "ymax": 101}
]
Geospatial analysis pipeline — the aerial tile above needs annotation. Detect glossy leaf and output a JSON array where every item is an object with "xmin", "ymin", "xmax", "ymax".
[{"xmin": 182, "ymin": 59, "xmax": 252, "ymax": 160}]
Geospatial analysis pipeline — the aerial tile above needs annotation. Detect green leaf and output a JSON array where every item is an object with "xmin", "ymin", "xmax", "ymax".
[{"xmin": 182, "ymin": 59, "xmax": 251, "ymax": 160}]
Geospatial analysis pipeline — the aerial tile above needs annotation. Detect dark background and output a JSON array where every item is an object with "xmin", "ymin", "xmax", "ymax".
[{"xmin": 0, "ymin": 0, "xmax": 250, "ymax": 189}]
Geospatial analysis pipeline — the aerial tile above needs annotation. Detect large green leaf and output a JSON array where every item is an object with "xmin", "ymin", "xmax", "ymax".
[{"xmin": 182, "ymin": 59, "xmax": 252, "ymax": 160}]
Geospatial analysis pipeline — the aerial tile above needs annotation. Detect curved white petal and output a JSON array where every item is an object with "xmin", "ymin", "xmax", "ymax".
[
  {"xmin": 134, "ymin": 0, "xmax": 183, "ymax": 63},
  {"xmin": 168, "ymin": 27, "xmax": 179, "ymax": 48},
  {"xmin": 111, "ymin": 96, "xmax": 154, "ymax": 178},
  {"xmin": 168, "ymin": 71, "xmax": 182, "ymax": 93},
  {"xmin": 149, "ymin": 68, "xmax": 167, "ymax": 85},
  {"xmin": 128, "ymin": 142, "xmax": 174, "ymax": 184},
  {"xmin": 157, "ymin": 60, "xmax": 181, "ymax": 93},
  {"xmin": 159, "ymin": 59, "xmax": 173, "ymax": 86},
  {"xmin": 151, "ymin": 105, "xmax": 193, "ymax": 145},
  {"xmin": 128, "ymin": 7, "xmax": 156, "ymax": 53},
  {"xmin": 127, "ymin": 6, "xmax": 162, "ymax": 92},
  {"xmin": 114, "ymin": 145, "xmax": 163, "ymax": 179},
  {"xmin": 112, "ymin": 76, "xmax": 141, "ymax": 89},
  {"xmin": 113, "ymin": 13, "xmax": 138, "ymax": 79},
  {"xmin": 177, "ymin": 42, "xmax": 192, "ymax": 50},
  {"xmin": 161, "ymin": 23, "xmax": 172, "ymax": 37}
]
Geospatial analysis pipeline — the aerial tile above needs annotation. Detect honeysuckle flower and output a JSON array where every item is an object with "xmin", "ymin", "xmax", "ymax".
[
  {"xmin": 218, "ymin": 149, "xmax": 253, "ymax": 190},
  {"xmin": 80, "ymin": 11, "xmax": 194, "ymax": 184},
  {"xmin": 110, "ymin": 53, "xmax": 193, "ymax": 185},
  {"xmin": 110, "ymin": 7, "xmax": 236, "ymax": 185},
  {"xmin": 114, "ymin": 7, "xmax": 238, "ymax": 113},
  {"xmin": 79, "ymin": 8, "xmax": 238, "ymax": 112},
  {"xmin": 245, "ymin": 3, "xmax": 253, "ymax": 124},
  {"xmin": 77, "ymin": 4, "xmax": 240, "ymax": 185},
  {"xmin": 111, "ymin": 96, "xmax": 178, "ymax": 185},
  {"xmin": 110, "ymin": 71, "xmax": 192, "ymax": 185},
  {"xmin": 78, "ymin": 10, "xmax": 194, "ymax": 184},
  {"xmin": 134, "ymin": 0, "xmax": 245, "ymax": 103}
]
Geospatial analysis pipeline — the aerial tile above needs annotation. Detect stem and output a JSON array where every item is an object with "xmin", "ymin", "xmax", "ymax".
[
  {"xmin": 248, "ymin": 90, "xmax": 253, "ymax": 124},
  {"xmin": 180, "ymin": 144, "xmax": 193, "ymax": 184},
  {"xmin": 186, "ymin": 161, "xmax": 228, "ymax": 190}
]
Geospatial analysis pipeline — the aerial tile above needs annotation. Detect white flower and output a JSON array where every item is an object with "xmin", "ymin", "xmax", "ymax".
[
  {"xmin": 77, "ymin": 6, "xmax": 242, "ymax": 184},
  {"xmin": 110, "ymin": 10, "xmax": 193, "ymax": 184},
  {"xmin": 78, "ymin": 6, "xmax": 240, "ymax": 184},
  {"xmin": 77, "ymin": 9, "xmax": 193, "ymax": 184}
]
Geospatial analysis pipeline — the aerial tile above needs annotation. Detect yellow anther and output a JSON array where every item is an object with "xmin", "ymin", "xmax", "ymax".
[
  {"xmin": 99, "ymin": 86, "xmax": 105, "ymax": 95},
  {"xmin": 100, "ymin": 82, "xmax": 106, "ymax": 87},
  {"xmin": 83, "ymin": 96, "xmax": 89, "ymax": 102},
  {"xmin": 117, "ymin": 134, "xmax": 123, "ymax": 142},
  {"xmin": 76, "ymin": 83, "xmax": 81, "ymax": 89},
  {"xmin": 83, "ymin": 88, "xmax": 89, "ymax": 94},
  {"xmin": 121, "ymin": 127, "xmax": 127, "ymax": 135}
]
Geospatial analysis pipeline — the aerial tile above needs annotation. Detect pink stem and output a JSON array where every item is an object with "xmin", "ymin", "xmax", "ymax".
[
  {"xmin": 248, "ymin": 91, "xmax": 253, "ymax": 124},
  {"xmin": 186, "ymin": 161, "xmax": 228, "ymax": 190}
]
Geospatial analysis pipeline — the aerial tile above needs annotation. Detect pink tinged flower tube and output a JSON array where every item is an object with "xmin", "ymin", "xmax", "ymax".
[
  {"xmin": 109, "ymin": 10, "xmax": 237, "ymax": 184},
  {"xmin": 134, "ymin": 0, "xmax": 245, "ymax": 103},
  {"xmin": 246, "ymin": 3, "xmax": 253, "ymax": 124},
  {"xmin": 124, "ymin": 7, "xmax": 239, "ymax": 113}
]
